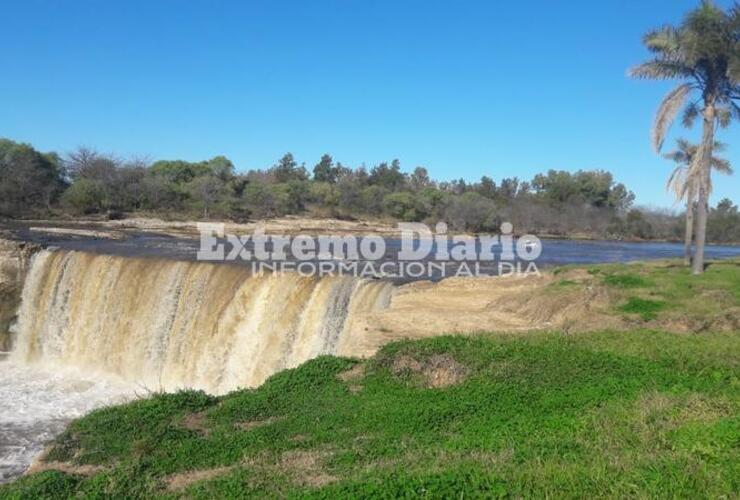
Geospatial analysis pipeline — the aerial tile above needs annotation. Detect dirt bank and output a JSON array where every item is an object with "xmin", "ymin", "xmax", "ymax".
[
  {"xmin": 339, "ymin": 270, "xmax": 626, "ymax": 357},
  {"xmin": 344, "ymin": 258, "xmax": 740, "ymax": 358}
]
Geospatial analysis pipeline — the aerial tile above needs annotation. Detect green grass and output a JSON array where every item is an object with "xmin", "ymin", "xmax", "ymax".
[
  {"xmin": 549, "ymin": 259, "xmax": 740, "ymax": 327},
  {"xmin": 618, "ymin": 297, "xmax": 666, "ymax": 320},
  {"xmin": 552, "ymin": 279, "xmax": 578, "ymax": 287},
  {"xmin": 2, "ymin": 329, "xmax": 738, "ymax": 499},
  {"xmin": 602, "ymin": 273, "xmax": 652, "ymax": 288}
]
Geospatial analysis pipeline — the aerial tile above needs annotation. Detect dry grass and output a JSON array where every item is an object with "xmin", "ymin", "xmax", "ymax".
[
  {"xmin": 337, "ymin": 363, "xmax": 366, "ymax": 393},
  {"xmin": 25, "ymin": 460, "xmax": 105, "ymax": 477},
  {"xmin": 165, "ymin": 466, "xmax": 234, "ymax": 491},
  {"xmin": 181, "ymin": 411, "xmax": 210, "ymax": 436},
  {"xmin": 244, "ymin": 449, "xmax": 337, "ymax": 488},
  {"xmin": 391, "ymin": 353, "xmax": 469, "ymax": 388}
]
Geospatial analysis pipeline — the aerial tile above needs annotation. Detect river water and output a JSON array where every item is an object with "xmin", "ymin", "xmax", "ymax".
[
  {"xmin": 5, "ymin": 226, "xmax": 740, "ymax": 281},
  {"xmin": 0, "ymin": 356, "xmax": 135, "ymax": 482}
]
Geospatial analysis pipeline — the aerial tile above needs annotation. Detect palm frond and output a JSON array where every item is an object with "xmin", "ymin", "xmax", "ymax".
[
  {"xmin": 712, "ymin": 140, "xmax": 727, "ymax": 153},
  {"xmin": 663, "ymin": 136, "xmax": 731, "ymax": 204},
  {"xmin": 652, "ymin": 84, "xmax": 693, "ymax": 152},
  {"xmin": 681, "ymin": 102, "xmax": 701, "ymax": 127},
  {"xmin": 676, "ymin": 138, "xmax": 694, "ymax": 153},
  {"xmin": 729, "ymin": 55, "xmax": 740, "ymax": 84},
  {"xmin": 710, "ymin": 157, "xmax": 734, "ymax": 174},
  {"xmin": 643, "ymin": 26, "xmax": 682, "ymax": 54},
  {"xmin": 731, "ymin": 1, "xmax": 740, "ymax": 21},
  {"xmin": 732, "ymin": 102, "xmax": 740, "ymax": 121},
  {"xmin": 663, "ymin": 151, "xmax": 689, "ymax": 164},
  {"xmin": 628, "ymin": 60, "xmax": 694, "ymax": 80},
  {"xmin": 687, "ymin": 143, "xmax": 713, "ymax": 196},
  {"xmin": 713, "ymin": 100, "xmax": 739, "ymax": 128},
  {"xmin": 716, "ymin": 106, "xmax": 733, "ymax": 127},
  {"xmin": 666, "ymin": 165, "xmax": 689, "ymax": 202},
  {"xmin": 726, "ymin": 4, "xmax": 739, "ymax": 83}
]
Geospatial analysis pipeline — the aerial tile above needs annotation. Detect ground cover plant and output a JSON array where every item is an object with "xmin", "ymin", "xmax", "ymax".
[{"xmin": 2, "ymin": 325, "xmax": 737, "ymax": 499}]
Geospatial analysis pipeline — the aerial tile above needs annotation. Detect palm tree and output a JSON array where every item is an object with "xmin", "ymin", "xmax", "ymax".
[
  {"xmin": 630, "ymin": 1, "xmax": 739, "ymax": 274},
  {"xmin": 664, "ymin": 139, "xmax": 733, "ymax": 265}
]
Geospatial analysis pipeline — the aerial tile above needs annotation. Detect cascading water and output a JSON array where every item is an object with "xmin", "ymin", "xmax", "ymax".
[
  {"xmin": 11, "ymin": 249, "xmax": 393, "ymax": 394},
  {"xmin": 0, "ymin": 248, "xmax": 393, "ymax": 482}
]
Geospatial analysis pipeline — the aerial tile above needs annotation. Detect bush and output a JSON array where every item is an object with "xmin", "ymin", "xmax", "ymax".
[
  {"xmin": 382, "ymin": 192, "xmax": 422, "ymax": 221},
  {"xmin": 444, "ymin": 192, "xmax": 497, "ymax": 232},
  {"xmin": 60, "ymin": 178, "xmax": 106, "ymax": 214}
]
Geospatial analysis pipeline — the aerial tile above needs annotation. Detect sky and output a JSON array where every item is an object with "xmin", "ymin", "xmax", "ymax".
[{"xmin": 1, "ymin": 0, "xmax": 738, "ymax": 208}]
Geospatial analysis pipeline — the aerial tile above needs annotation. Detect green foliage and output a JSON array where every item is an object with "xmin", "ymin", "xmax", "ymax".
[
  {"xmin": 0, "ymin": 138, "xmax": 66, "ymax": 216},
  {"xmin": 618, "ymin": 297, "xmax": 666, "ymax": 320},
  {"xmin": 0, "ymin": 135, "xmax": 734, "ymax": 240},
  {"xmin": 382, "ymin": 192, "xmax": 422, "ymax": 221},
  {"xmin": 309, "ymin": 182, "xmax": 340, "ymax": 209},
  {"xmin": 271, "ymin": 153, "xmax": 308, "ymax": 183},
  {"xmin": 553, "ymin": 279, "xmax": 578, "ymax": 287},
  {"xmin": 3, "ymin": 328, "xmax": 738, "ymax": 498},
  {"xmin": 630, "ymin": 1, "xmax": 739, "ymax": 151},
  {"xmin": 242, "ymin": 182, "xmax": 277, "ymax": 218},
  {"xmin": 186, "ymin": 175, "xmax": 226, "ymax": 218},
  {"xmin": 150, "ymin": 160, "xmax": 212, "ymax": 184},
  {"xmin": 531, "ymin": 169, "xmax": 634, "ymax": 210},
  {"xmin": 241, "ymin": 181, "xmax": 310, "ymax": 218},
  {"xmin": 313, "ymin": 154, "xmax": 343, "ymax": 184},
  {"xmin": 603, "ymin": 273, "xmax": 652, "ymax": 288},
  {"xmin": 707, "ymin": 198, "xmax": 740, "ymax": 243},
  {"xmin": 607, "ymin": 209, "xmax": 656, "ymax": 240},
  {"xmin": 0, "ymin": 470, "xmax": 82, "ymax": 499},
  {"xmin": 359, "ymin": 185, "xmax": 389, "ymax": 214},
  {"xmin": 445, "ymin": 192, "xmax": 497, "ymax": 231},
  {"xmin": 417, "ymin": 187, "xmax": 449, "ymax": 220},
  {"xmin": 60, "ymin": 178, "xmax": 106, "ymax": 214},
  {"xmin": 368, "ymin": 160, "xmax": 405, "ymax": 190}
]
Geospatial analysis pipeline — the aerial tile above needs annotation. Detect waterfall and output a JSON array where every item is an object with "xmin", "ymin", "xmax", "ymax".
[{"xmin": 10, "ymin": 249, "xmax": 393, "ymax": 394}]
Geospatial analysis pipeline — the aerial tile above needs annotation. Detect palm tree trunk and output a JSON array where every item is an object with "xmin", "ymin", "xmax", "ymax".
[
  {"xmin": 683, "ymin": 188, "xmax": 694, "ymax": 266},
  {"xmin": 692, "ymin": 102, "xmax": 715, "ymax": 275}
]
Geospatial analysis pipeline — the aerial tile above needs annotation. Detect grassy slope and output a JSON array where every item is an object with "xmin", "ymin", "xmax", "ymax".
[
  {"xmin": 2, "ymin": 261, "xmax": 739, "ymax": 499},
  {"xmin": 547, "ymin": 258, "xmax": 740, "ymax": 328}
]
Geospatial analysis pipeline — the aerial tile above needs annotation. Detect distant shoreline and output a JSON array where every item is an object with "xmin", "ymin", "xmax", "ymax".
[{"xmin": 2, "ymin": 215, "xmax": 739, "ymax": 247}]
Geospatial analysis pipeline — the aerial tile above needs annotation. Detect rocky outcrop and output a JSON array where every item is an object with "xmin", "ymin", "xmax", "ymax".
[{"xmin": 0, "ymin": 238, "xmax": 39, "ymax": 351}]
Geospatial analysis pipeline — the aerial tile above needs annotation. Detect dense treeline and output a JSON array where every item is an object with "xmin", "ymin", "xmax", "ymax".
[{"xmin": 1, "ymin": 137, "xmax": 738, "ymax": 242}]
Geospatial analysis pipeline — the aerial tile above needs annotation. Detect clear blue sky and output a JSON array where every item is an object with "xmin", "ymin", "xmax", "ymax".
[{"xmin": 1, "ymin": 0, "xmax": 737, "ymax": 208}]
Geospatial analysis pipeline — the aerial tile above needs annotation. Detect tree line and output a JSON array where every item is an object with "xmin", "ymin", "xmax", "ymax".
[{"xmin": 0, "ymin": 137, "xmax": 738, "ymax": 242}]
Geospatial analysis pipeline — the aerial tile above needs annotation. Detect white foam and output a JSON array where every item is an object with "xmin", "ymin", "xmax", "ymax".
[{"xmin": 0, "ymin": 358, "xmax": 135, "ymax": 483}]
